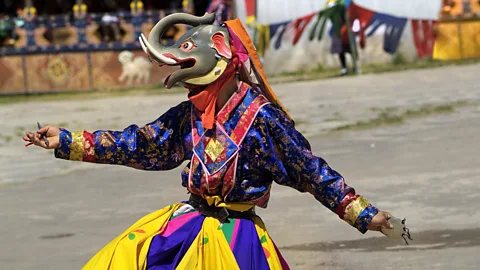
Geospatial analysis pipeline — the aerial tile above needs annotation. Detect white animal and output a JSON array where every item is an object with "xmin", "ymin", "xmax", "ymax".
[{"xmin": 118, "ymin": 50, "xmax": 152, "ymax": 85}]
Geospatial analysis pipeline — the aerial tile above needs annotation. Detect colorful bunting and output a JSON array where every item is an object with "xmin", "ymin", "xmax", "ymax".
[
  {"xmin": 254, "ymin": 24, "xmax": 270, "ymax": 57},
  {"xmin": 411, "ymin": 19, "xmax": 437, "ymax": 58},
  {"xmin": 309, "ymin": 5, "xmax": 344, "ymax": 41},
  {"xmin": 250, "ymin": 1, "xmax": 438, "ymax": 57},
  {"xmin": 269, "ymin": 21, "xmax": 290, "ymax": 49},
  {"xmin": 366, "ymin": 13, "xmax": 408, "ymax": 54},
  {"xmin": 244, "ymin": 0, "xmax": 256, "ymax": 18},
  {"xmin": 292, "ymin": 13, "xmax": 316, "ymax": 45},
  {"xmin": 269, "ymin": 22, "xmax": 287, "ymax": 39},
  {"xmin": 345, "ymin": 2, "xmax": 375, "ymax": 48}
]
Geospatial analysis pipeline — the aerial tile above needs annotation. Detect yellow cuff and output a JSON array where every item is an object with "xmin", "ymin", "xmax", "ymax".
[
  {"xmin": 70, "ymin": 131, "xmax": 85, "ymax": 161},
  {"xmin": 343, "ymin": 196, "xmax": 370, "ymax": 225}
]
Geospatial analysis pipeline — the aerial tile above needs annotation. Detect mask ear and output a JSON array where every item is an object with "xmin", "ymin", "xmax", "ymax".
[{"xmin": 211, "ymin": 32, "xmax": 232, "ymax": 59}]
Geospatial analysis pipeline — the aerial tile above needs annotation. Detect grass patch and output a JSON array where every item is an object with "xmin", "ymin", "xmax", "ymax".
[
  {"xmin": 370, "ymin": 106, "xmax": 398, "ymax": 113},
  {"xmin": 359, "ymin": 58, "xmax": 479, "ymax": 75},
  {"xmin": 324, "ymin": 112, "xmax": 345, "ymax": 122},
  {"xmin": 392, "ymin": 53, "xmax": 408, "ymax": 66},
  {"xmin": 324, "ymin": 118, "xmax": 344, "ymax": 122},
  {"xmin": 75, "ymin": 107, "xmax": 93, "ymax": 112},
  {"xmin": 294, "ymin": 119, "xmax": 309, "ymax": 126},
  {"xmin": 270, "ymin": 58, "xmax": 480, "ymax": 84},
  {"xmin": 57, "ymin": 122, "xmax": 69, "ymax": 128},
  {"xmin": 331, "ymin": 101, "xmax": 471, "ymax": 132},
  {"xmin": 324, "ymin": 118, "xmax": 340, "ymax": 122},
  {"xmin": 332, "ymin": 112, "xmax": 404, "ymax": 131},
  {"xmin": 271, "ymin": 67, "xmax": 338, "ymax": 82},
  {"xmin": 14, "ymin": 126, "xmax": 25, "ymax": 137},
  {"xmin": 0, "ymin": 134, "xmax": 13, "ymax": 143}
]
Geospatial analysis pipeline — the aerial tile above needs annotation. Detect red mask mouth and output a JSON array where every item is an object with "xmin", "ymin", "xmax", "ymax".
[{"xmin": 160, "ymin": 54, "xmax": 197, "ymax": 88}]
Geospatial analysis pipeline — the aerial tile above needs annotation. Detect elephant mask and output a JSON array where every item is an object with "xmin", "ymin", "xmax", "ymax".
[{"xmin": 139, "ymin": 13, "xmax": 233, "ymax": 89}]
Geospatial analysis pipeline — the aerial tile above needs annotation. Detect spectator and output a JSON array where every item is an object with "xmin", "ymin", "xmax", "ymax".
[
  {"xmin": 329, "ymin": 1, "xmax": 362, "ymax": 76},
  {"xmin": 101, "ymin": 13, "xmax": 121, "ymax": 42},
  {"xmin": 0, "ymin": 14, "xmax": 17, "ymax": 47}
]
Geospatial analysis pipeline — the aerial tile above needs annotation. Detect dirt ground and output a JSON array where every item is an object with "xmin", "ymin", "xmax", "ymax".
[{"xmin": 0, "ymin": 64, "xmax": 479, "ymax": 269}]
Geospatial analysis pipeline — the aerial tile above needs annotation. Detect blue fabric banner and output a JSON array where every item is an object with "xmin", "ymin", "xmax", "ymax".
[{"xmin": 366, "ymin": 13, "xmax": 408, "ymax": 54}]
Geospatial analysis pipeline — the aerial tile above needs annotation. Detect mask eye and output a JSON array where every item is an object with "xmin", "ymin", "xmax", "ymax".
[{"xmin": 180, "ymin": 40, "xmax": 195, "ymax": 52}]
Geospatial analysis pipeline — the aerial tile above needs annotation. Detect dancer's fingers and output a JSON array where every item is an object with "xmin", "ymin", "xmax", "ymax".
[{"xmin": 25, "ymin": 131, "xmax": 46, "ymax": 148}]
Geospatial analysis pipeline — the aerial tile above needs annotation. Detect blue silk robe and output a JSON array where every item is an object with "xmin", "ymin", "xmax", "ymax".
[{"xmin": 55, "ymin": 83, "xmax": 378, "ymax": 233}]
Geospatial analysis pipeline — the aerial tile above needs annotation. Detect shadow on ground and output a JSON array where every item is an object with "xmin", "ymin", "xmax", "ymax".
[{"xmin": 281, "ymin": 228, "xmax": 480, "ymax": 252}]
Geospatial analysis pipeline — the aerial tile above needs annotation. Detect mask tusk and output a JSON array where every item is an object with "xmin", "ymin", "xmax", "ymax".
[
  {"xmin": 140, "ymin": 33, "xmax": 177, "ymax": 65},
  {"xmin": 139, "ymin": 35, "xmax": 148, "ymax": 54}
]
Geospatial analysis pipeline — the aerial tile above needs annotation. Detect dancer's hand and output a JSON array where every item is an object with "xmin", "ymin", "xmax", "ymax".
[
  {"xmin": 24, "ymin": 125, "xmax": 60, "ymax": 149},
  {"xmin": 367, "ymin": 211, "xmax": 393, "ymax": 232}
]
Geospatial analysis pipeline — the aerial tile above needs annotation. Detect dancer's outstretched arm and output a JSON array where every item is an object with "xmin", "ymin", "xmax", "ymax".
[
  {"xmin": 24, "ymin": 101, "xmax": 191, "ymax": 171},
  {"xmin": 259, "ymin": 103, "xmax": 392, "ymax": 233}
]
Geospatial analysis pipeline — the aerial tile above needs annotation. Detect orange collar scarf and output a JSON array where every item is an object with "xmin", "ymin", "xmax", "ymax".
[{"xmin": 188, "ymin": 51, "xmax": 239, "ymax": 130}]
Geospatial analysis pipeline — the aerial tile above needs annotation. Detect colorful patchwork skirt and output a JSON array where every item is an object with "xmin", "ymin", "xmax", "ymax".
[{"xmin": 82, "ymin": 203, "xmax": 290, "ymax": 269}]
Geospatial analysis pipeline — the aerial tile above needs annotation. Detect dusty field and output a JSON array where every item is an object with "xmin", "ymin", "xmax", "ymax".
[{"xmin": 0, "ymin": 64, "xmax": 479, "ymax": 269}]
